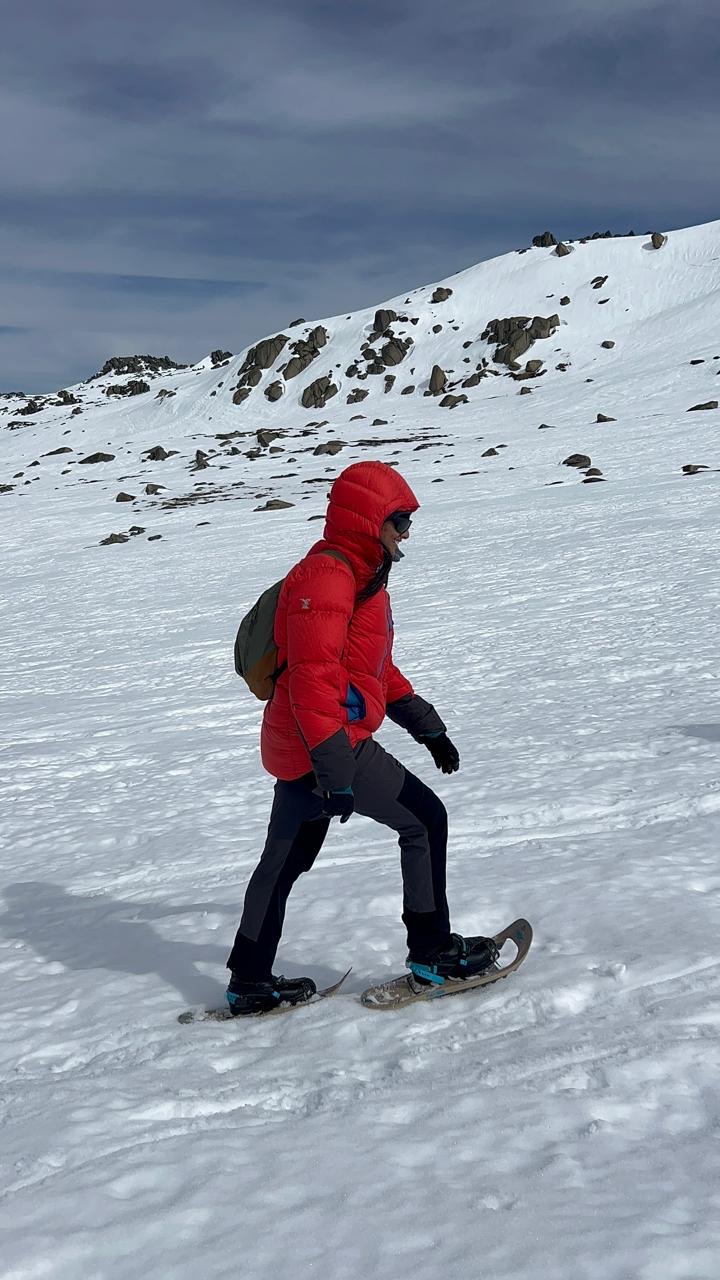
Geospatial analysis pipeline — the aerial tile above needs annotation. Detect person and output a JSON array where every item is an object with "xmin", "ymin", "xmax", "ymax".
[{"xmin": 225, "ymin": 460, "xmax": 498, "ymax": 1014}]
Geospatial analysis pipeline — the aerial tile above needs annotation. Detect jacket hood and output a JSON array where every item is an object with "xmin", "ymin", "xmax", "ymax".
[{"xmin": 322, "ymin": 461, "xmax": 419, "ymax": 570}]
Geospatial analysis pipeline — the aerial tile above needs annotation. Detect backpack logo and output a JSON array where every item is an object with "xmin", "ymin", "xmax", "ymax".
[{"xmin": 301, "ymin": 598, "xmax": 311, "ymax": 610}]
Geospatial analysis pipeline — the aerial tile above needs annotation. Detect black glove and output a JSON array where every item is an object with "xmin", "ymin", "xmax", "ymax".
[
  {"xmin": 420, "ymin": 733, "xmax": 460, "ymax": 774},
  {"xmin": 321, "ymin": 788, "xmax": 355, "ymax": 823}
]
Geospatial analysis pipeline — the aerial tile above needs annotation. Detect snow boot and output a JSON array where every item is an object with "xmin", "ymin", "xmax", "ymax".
[
  {"xmin": 225, "ymin": 972, "xmax": 317, "ymax": 1016},
  {"xmin": 407, "ymin": 932, "xmax": 500, "ymax": 986}
]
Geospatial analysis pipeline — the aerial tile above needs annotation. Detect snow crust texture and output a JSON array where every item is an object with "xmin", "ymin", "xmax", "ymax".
[{"xmin": 1, "ymin": 221, "xmax": 720, "ymax": 1280}]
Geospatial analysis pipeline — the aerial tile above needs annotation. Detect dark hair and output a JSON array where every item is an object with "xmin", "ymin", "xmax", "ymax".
[{"xmin": 355, "ymin": 548, "xmax": 392, "ymax": 604}]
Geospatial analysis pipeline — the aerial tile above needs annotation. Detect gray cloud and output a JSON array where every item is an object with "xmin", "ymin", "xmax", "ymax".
[{"xmin": 1, "ymin": 0, "xmax": 718, "ymax": 391}]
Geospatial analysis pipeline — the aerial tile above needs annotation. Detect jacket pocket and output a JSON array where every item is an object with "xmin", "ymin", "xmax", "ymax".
[{"xmin": 343, "ymin": 682, "xmax": 367, "ymax": 723}]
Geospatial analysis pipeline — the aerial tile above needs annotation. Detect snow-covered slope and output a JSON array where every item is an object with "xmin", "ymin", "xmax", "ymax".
[{"xmin": 1, "ymin": 222, "xmax": 719, "ymax": 1280}]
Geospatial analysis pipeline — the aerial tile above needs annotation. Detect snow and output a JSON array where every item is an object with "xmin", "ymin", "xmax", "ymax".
[{"xmin": 2, "ymin": 223, "xmax": 720, "ymax": 1280}]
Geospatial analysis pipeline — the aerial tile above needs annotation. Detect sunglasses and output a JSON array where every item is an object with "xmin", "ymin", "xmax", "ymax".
[{"xmin": 389, "ymin": 512, "xmax": 412, "ymax": 534}]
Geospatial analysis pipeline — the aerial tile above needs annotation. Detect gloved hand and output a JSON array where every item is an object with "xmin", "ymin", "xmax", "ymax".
[
  {"xmin": 321, "ymin": 788, "xmax": 355, "ymax": 823},
  {"xmin": 419, "ymin": 733, "xmax": 460, "ymax": 774}
]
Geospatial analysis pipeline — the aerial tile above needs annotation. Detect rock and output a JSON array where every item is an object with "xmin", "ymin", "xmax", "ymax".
[
  {"xmin": 144, "ymin": 446, "xmax": 172, "ymax": 461},
  {"xmin": 585, "ymin": 467, "xmax": 603, "ymax": 477},
  {"xmin": 583, "ymin": 476, "xmax": 607, "ymax": 484},
  {"xmin": 682, "ymin": 464, "xmax": 710, "ymax": 475},
  {"xmin": 690, "ymin": 359, "xmax": 705, "ymax": 365},
  {"xmin": 346, "ymin": 388, "xmax": 369, "ymax": 404},
  {"xmin": 156, "ymin": 388, "xmax": 176, "ymax": 399},
  {"xmin": 650, "ymin": 232, "xmax": 667, "ymax": 249},
  {"xmin": 289, "ymin": 318, "xmax": 305, "ymax": 327},
  {"xmin": 105, "ymin": 380, "xmax": 150, "ymax": 398},
  {"xmin": 192, "ymin": 450, "xmax": 210, "ymax": 470},
  {"xmin": 596, "ymin": 413, "xmax": 616, "ymax": 423},
  {"xmin": 601, "ymin": 340, "xmax": 616, "ymax": 349},
  {"xmin": 481, "ymin": 448, "xmax": 498, "ymax": 457},
  {"xmin": 145, "ymin": 483, "xmax": 164, "ymax": 495},
  {"xmin": 313, "ymin": 441, "xmax": 346, "ymax": 456},
  {"xmin": 373, "ymin": 309, "xmax": 397, "ymax": 334},
  {"xmin": 56, "ymin": 390, "xmax": 79, "ymax": 405},
  {"xmin": 432, "ymin": 324, "xmax": 443, "ymax": 334},
  {"xmin": 532, "ymin": 231, "xmax": 557, "ymax": 247},
  {"xmin": 525, "ymin": 359, "xmax": 544, "ymax": 374},
  {"xmin": 538, "ymin": 423, "xmax": 555, "ymax": 430},
  {"xmin": 232, "ymin": 387, "xmax": 251, "ymax": 405},
  {"xmin": 115, "ymin": 492, "xmax": 135, "ymax": 502},
  {"xmin": 93, "ymin": 355, "xmax": 185, "ymax": 380},
  {"xmin": 211, "ymin": 350, "xmax": 232, "ymax": 365},
  {"xmin": 265, "ymin": 381, "xmax": 283, "ymax": 402},
  {"xmin": 431, "ymin": 287, "xmax": 453, "ymax": 303},
  {"xmin": 381, "ymin": 337, "xmax": 412, "ymax": 366},
  {"xmin": 563, "ymin": 454, "xmax": 592, "ymax": 468},
  {"xmin": 428, "ymin": 365, "xmax": 447, "ymax": 394},
  {"xmin": 249, "ymin": 334, "xmax": 289, "ymax": 370},
  {"xmin": 43, "ymin": 447, "xmax": 73, "ymax": 456},
  {"xmin": 556, "ymin": 363, "xmax": 570, "ymax": 371},
  {"xmin": 687, "ymin": 401, "xmax": 718, "ymax": 411},
  {"xmin": 555, "ymin": 242, "xmax": 573, "ymax": 256},
  {"xmin": 372, "ymin": 419, "xmax": 388, "ymax": 426},
  {"xmin": 79, "ymin": 452, "xmax": 115, "ymax": 464},
  {"xmin": 401, "ymin": 385, "xmax": 415, "ymax": 395},
  {"xmin": 148, "ymin": 535, "xmax": 162, "ymax": 542},
  {"xmin": 439, "ymin": 394, "xmax": 468, "ymax": 408},
  {"xmin": 560, "ymin": 296, "xmax": 571, "ymax": 306},
  {"xmin": 100, "ymin": 533, "xmax": 130, "ymax": 545},
  {"xmin": 257, "ymin": 429, "xmax": 283, "ymax": 447},
  {"xmin": 255, "ymin": 499, "xmax": 295, "ymax": 512},
  {"xmin": 591, "ymin": 276, "xmax": 608, "ymax": 290},
  {"xmin": 519, "ymin": 386, "xmax": 533, "ymax": 395},
  {"xmin": 384, "ymin": 375, "xmax": 396, "ymax": 393},
  {"xmin": 301, "ymin": 376, "xmax": 338, "ymax": 410},
  {"xmin": 462, "ymin": 373, "xmax": 481, "ymax": 388}
]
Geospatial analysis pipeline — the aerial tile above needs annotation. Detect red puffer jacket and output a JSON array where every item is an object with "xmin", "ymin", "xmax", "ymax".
[{"xmin": 261, "ymin": 461, "xmax": 419, "ymax": 782}]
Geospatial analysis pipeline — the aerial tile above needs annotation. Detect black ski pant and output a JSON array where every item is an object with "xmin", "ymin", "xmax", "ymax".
[{"xmin": 227, "ymin": 738, "xmax": 451, "ymax": 980}]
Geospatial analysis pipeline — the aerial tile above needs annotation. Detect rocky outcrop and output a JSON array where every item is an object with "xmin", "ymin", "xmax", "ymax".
[
  {"xmin": 431, "ymin": 287, "xmax": 453, "ymax": 303},
  {"xmin": 301, "ymin": 376, "xmax": 338, "ymax": 409},
  {"xmin": 211, "ymin": 349, "xmax": 232, "ymax": 365},
  {"xmin": 105, "ymin": 380, "xmax": 150, "ymax": 397},
  {"xmin": 372, "ymin": 309, "xmax": 397, "ymax": 335},
  {"xmin": 532, "ymin": 231, "xmax": 557, "ymax": 247},
  {"xmin": 281, "ymin": 326, "xmax": 329, "ymax": 381},
  {"xmin": 92, "ymin": 354, "xmax": 186, "ymax": 380},
  {"xmin": 381, "ymin": 336, "xmax": 412, "ymax": 366},
  {"xmin": 482, "ymin": 315, "xmax": 560, "ymax": 366}
]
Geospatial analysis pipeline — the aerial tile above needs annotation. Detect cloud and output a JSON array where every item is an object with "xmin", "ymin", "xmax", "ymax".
[{"xmin": 1, "ymin": 0, "xmax": 718, "ymax": 390}]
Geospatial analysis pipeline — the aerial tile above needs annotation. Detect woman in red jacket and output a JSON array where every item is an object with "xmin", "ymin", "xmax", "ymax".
[{"xmin": 226, "ymin": 460, "xmax": 498, "ymax": 1014}]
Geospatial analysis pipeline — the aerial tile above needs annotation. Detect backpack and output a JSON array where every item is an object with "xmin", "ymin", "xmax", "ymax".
[{"xmin": 234, "ymin": 549, "xmax": 353, "ymax": 700}]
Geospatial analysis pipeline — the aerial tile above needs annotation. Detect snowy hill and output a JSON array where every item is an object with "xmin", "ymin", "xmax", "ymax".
[{"xmin": 1, "ymin": 222, "xmax": 719, "ymax": 1280}]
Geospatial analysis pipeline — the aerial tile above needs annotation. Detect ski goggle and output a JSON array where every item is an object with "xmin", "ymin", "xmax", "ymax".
[{"xmin": 389, "ymin": 511, "xmax": 413, "ymax": 534}]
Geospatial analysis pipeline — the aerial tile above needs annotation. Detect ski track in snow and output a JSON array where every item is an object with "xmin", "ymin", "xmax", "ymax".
[{"xmin": 2, "ymin": 224, "xmax": 720, "ymax": 1279}]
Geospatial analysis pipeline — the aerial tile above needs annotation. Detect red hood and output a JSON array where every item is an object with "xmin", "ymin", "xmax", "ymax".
[{"xmin": 319, "ymin": 461, "xmax": 419, "ymax": 573}]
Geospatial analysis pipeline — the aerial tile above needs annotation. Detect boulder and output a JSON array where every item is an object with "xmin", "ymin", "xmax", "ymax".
[
  {"xmin": 687, "ymin": 401, "xmax": 718, "ymax": 411},
  {"xmin": 373, "ymin": 309, "xmax": 397, "ymax": 334},
  {"xmin": 144, "ymin": 446, "xmax": 171, "ymax": 461},
  {"xmin": 532, "ymin": 231, "xmax": 557, "ymax": 247},
  {"xmin": 591, "ymin": 276, "xmax": 608, "ymax": 290},
  {"xmin": 105, "ymin": 380, "xmax": 150, "ymax": 397},
  {"xmin": 115, "ymin": 492, "xmax": 136, "ymax": 502},
  {"xmin": 255, "ymin": 499, "xmax": 295, "ymax": 511},
  {"xmin": 601, "ymin": 340, "xmax": 616, "ymax": 349},
  {"xmin": 384, "ymin": 375, "xmax": 396, "ymax": 393},
  {"xmin": 265, "ymin": 381, "xmax": 283, "ymax": 402},
  {"xmin": 650, "ymin": 232, "xmax": 667, "ymax": 249},
  {"xmin": 346, "ymin": 388, "xmax": 369, "ymax": 404},
  {"xmin": 313, "ymin": 441, "xmax": 346, "ymax": 456},
  {"xmin": 560, "ymin": 296, "xmax": 571, "ymax": 306},
  {"xmin": 232, "ymin": 387, "xmax": 250, "ymax": 405},
  {"xmin": 596, "ymin": 413, "xmax": 616, "ymax": 423},
  {"xmin": 257, "ymin": 429, "xmax": 283, "ymax": 446},
  {"xmin": 439, "ymin": 394, "xmax": 468, "ymax": 408},
  {"xmin": 563, "ymin": 454, "xmax": 592, "ymax": 469},
  {"xmin": 428, "ymin": 365, "xmax": 447, "ymax": 394},
  {"xmin": 211, "ymin": 350, "xmax": 232, "ymax": 365},
  {"xmin": 431, "ymin": 287, "xmax": 452, "ymax": 303},
  {"xmin": 401, "ymin": 385, "xmax": 415, "ymax": 395},
  {"xmin": 301, "ymin": 376, "xmax": 338, "ymax": 410},
  {"xmin": 100, "ymin": 533, "xmax": 129, "ymax": 545},
  {"xmin": 79, "ymin": 452, "xmax": 115, "ymax": 464},
  {"xmin": 381, "ymin": 337, "xmax": 412, "ymax": 366},
  {"xmin": 555, "ymin": 242, "xmax": 572, "ymax": 256},
  {"xmin": 481, "ymin": 447, "xmax": 498, "ymax": 457}
]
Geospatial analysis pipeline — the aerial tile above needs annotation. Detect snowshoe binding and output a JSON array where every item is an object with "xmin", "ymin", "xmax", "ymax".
[
  {"xmin": 407, "ymin": 932, "xmax": 500, "ymax": 986},
  {"xmin": 225, "ymin": 973, "xmax": 317, "ymax": 1016}
]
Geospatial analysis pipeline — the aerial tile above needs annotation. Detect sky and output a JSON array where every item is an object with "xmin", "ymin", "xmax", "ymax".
[{"xmin": 1, "ymin": 0, "xmax": 719, "ymax": 393}]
